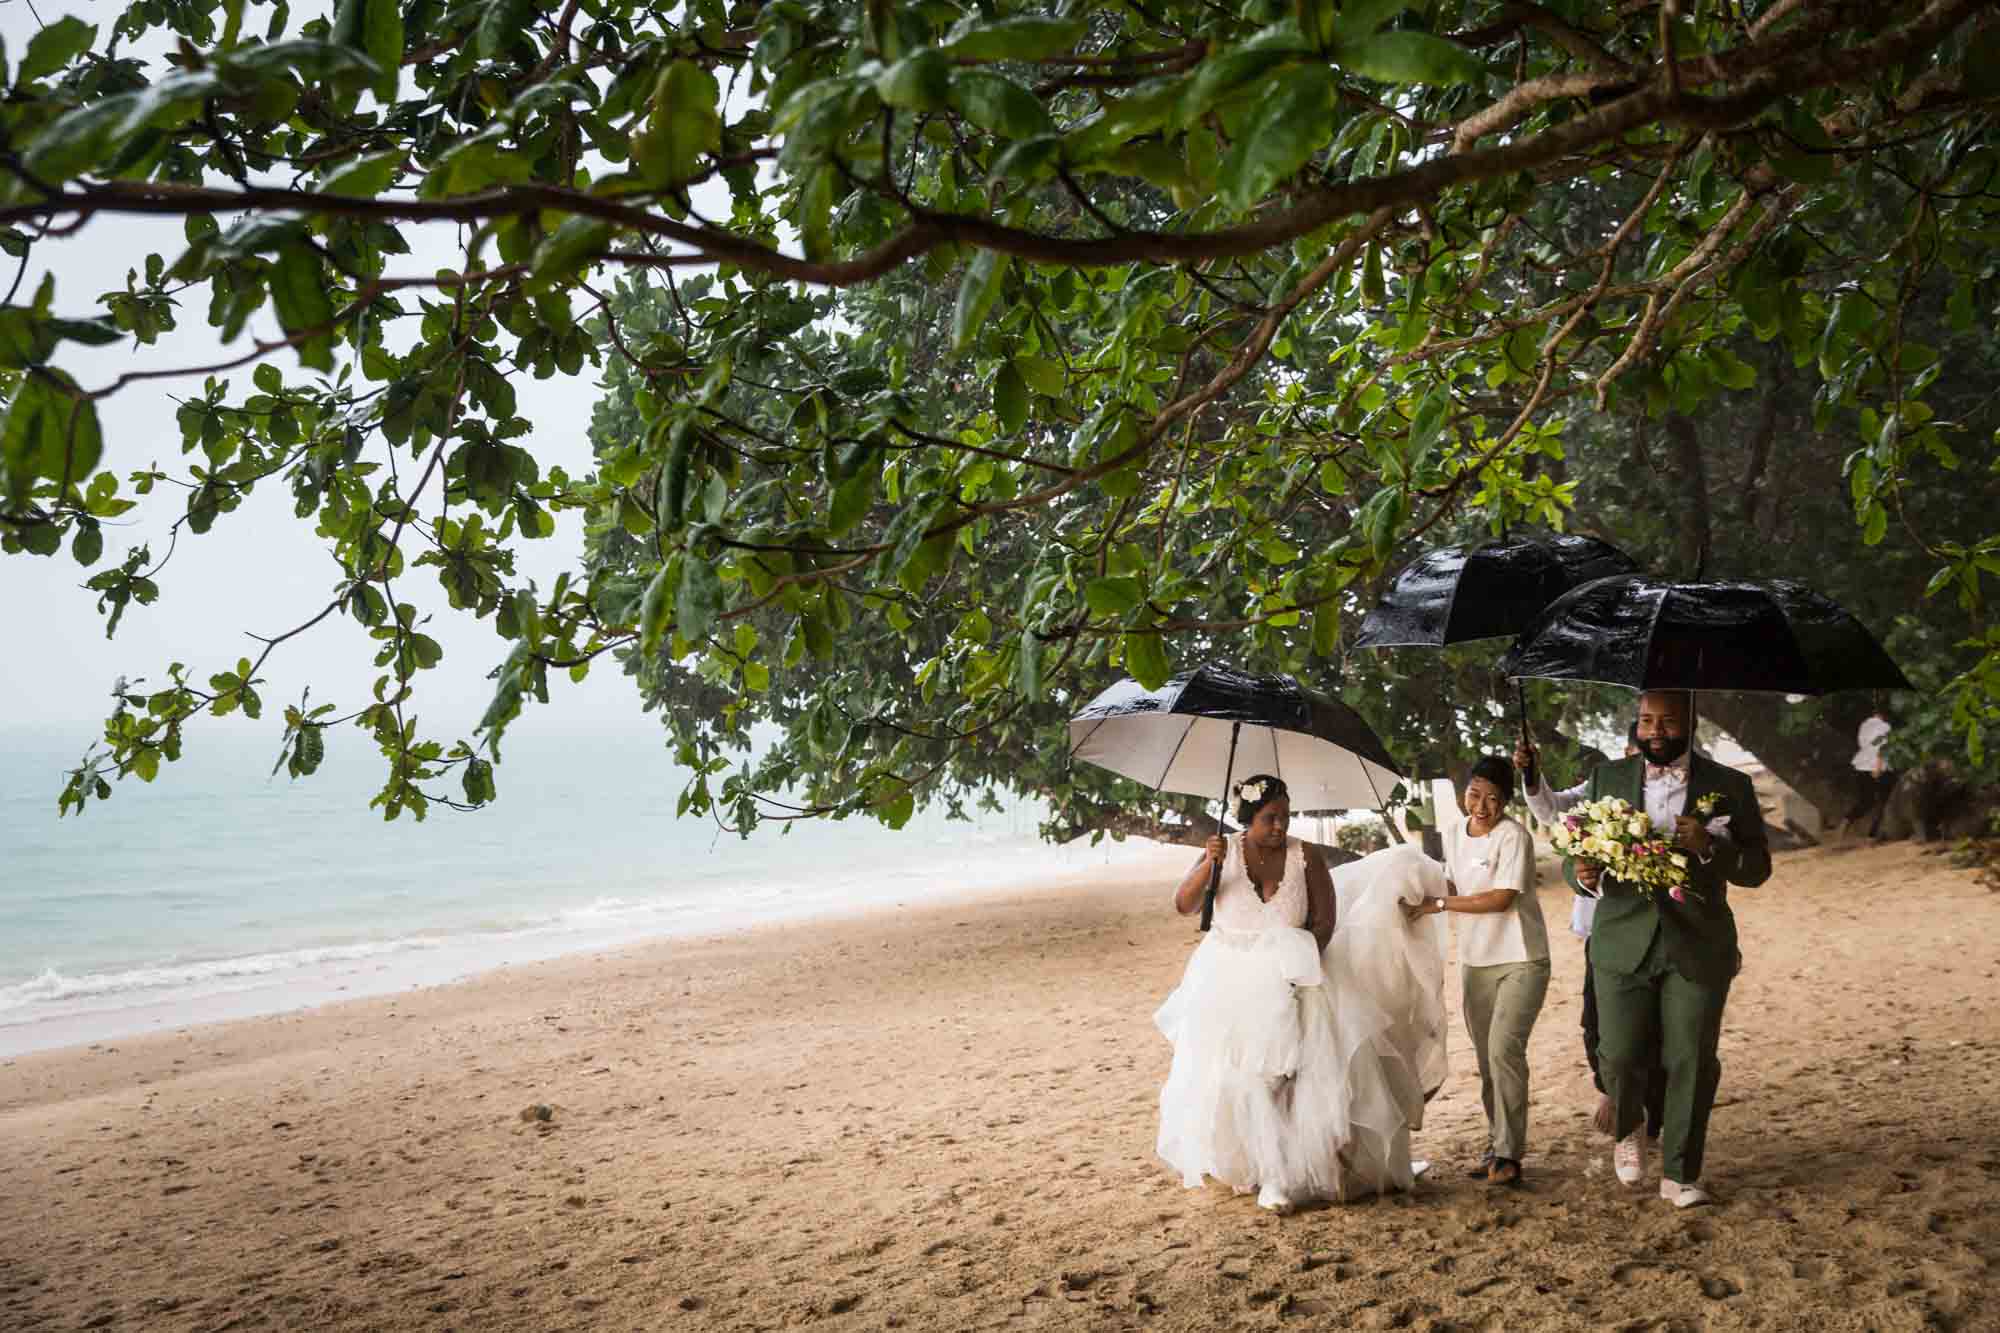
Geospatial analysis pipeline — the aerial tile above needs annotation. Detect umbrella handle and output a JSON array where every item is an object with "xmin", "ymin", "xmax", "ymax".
[
  {"xmin": 1515, "ymin": 680, "xmax": 1537, "ymax": 790},
  {"xmin": 1201, "ymin": 723, "xmax": 1242, "ymax": 932}
]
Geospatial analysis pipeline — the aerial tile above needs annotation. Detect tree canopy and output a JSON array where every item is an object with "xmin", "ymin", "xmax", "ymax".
[{"xmin": 4, "ymin": 0, "xmax": 1998, "ymax": 833}]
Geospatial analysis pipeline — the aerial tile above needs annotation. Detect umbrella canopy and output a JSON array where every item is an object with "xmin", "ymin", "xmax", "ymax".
[
  {"xmin": 1354, "ymin": 533, "xmax": 1640, "ymax": 649},
  {"xmin": 1067, "ymin": 664, "xmax": 1403, "ymax": 813},
  {"xmin": 1496, "ymin": 575, "xmax": 1914, "ymax": 695}
]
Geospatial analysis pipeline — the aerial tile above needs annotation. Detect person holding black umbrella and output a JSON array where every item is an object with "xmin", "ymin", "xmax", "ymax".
[{"xmin": 1517, "ymin": 690, "xmax": 1771, "ymax": 1208}]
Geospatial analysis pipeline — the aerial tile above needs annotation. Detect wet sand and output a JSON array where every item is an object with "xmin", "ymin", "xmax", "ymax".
[{"xmin": 2, "ymin": 839, "xmax": 1995, "ymax": 1331}]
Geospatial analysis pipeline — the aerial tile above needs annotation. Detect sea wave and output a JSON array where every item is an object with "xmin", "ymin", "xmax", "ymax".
[{"xmin": 0, "ymin": 937, "xmax": 449, "ymax": 1014}]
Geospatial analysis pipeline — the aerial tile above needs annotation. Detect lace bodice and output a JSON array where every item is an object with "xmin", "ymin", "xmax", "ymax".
[{"xmin": 1210, "ymin": 835, "xmax": 1309, "ymax": 930}]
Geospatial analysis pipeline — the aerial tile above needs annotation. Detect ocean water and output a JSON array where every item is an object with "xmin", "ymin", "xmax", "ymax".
[{"xmin": 0, "ymin": 724, "xmax": 1175, "ymax": 1056}]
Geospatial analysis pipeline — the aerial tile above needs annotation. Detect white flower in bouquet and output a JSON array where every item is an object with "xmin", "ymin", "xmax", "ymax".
[{"xmin": 1549, "ymin": 794, "xmax": 1702, "ymax": 907}]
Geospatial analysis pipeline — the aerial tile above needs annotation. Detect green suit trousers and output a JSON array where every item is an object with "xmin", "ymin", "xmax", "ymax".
[{"xmin": 1592, "ymin": 931, "xmax": 1730, "ymax": 1184}]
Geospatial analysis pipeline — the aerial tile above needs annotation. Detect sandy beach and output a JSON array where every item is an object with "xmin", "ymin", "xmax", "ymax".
[{"xmin": 2, "ymin": 839, "xmax": 1995, "ymax": 1332}]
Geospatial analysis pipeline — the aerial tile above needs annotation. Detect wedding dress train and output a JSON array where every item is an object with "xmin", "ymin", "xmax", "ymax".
[{"xmin": 1155, "ymin": 840, "xmax": 1449, "ymax": 1204}]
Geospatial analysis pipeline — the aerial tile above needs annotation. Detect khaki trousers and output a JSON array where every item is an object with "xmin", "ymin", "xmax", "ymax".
[{"xmin": 1461, "ymin": 958, "xmax": 1550, "ymax": 1161}]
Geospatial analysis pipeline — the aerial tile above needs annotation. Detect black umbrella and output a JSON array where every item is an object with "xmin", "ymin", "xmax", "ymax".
[
  {"xmin": 1354, "ymin": 532, "xmax": 1639, "ymax": 783},
  {"xmin": 1067, "ymin": 664, "xmax": 1403, "ymax": 928},
  {"xmin": 1496, "ymin": 575, "xmax": 1914, "ymax": 695},
  {"xmin": 1353, "ymin": 533, "xmax": 1640, "ymax": 650}
]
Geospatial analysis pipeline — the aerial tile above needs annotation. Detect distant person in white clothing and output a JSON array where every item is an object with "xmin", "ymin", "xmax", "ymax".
[
  {"xmin": 1404, "ymin": 755, "xmax": 1548, "ymax": 1187},
  {"xmin": 1839, "ymin": 705, "xmax": 1896, "ymax": 841}
]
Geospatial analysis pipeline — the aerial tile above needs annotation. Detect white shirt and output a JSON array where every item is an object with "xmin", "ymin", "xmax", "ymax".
[
  {"xmin": 1853, "ymin": 717, "xmax": 1891, "ymax": 773},
  {"xmin": 1523, "ymin": 754, "xmax": 1728, "ymax": 939},
  {"xmin": 1442, "ymin": 815, "xmax": 1547, "ymax": 966}
]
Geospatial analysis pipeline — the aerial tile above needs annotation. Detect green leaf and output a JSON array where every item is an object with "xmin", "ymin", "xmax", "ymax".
[
  {"xmin": 1339, "ymin": 0, "xmax": 1417, "ymax": 36},
  {"xmin": 363, "ymin": 0, "xmax": 403, "ymax": 102},
  {"xmin": 1016, "ymin": 629, "xmax": 1043, "ymax": 700},
  {"xmin": 943, "ymin": 16, "xmax": 1087, "ymax": 62},
  {"xmin": 1015, "ymin": 355, "xmax": 1065, "ymax": 396},
  {"xmin": 1174, "ymin": 47, "xmax": 1298, "ymax": 130},
  {"xmin": 530, "ymin": 216, "xmax": 614, "ymax": 290},
  {"xmin": 323, "ymin": 149, "xmax": 403, "ymax": 196},
  {"xmin": 827, "ymin": 470, "xmax": 876, "ymax": 537},
  {"xmin": 633, "ymin": 61, "xmax": 722, "ymax": 187},
  {"xmin": 19, "ymin": 16, "xmax": 94, "ymax": 84},
  {"xmin": 462, "ymin": 756, "xmax": 495, "ymax": 804},
  {"xmin": 1, "ymin": 370, "xmax": 102, "ymax": 503},
  {"xmin": 994, "ymin": 362, "xmax": 1028, "ymax": 434},
  {"xmin": 639, "ymin": 563, "xmax": 674, "ymax": 655},
  {"xmin": 1333, "ymin": 31, "xmax": 1485, "ymax": 86},
  {"xmin": 1361, "ymin": 241, "xmax": 1385, "ymax": 304},
  {"xmin": 20, "ymin": 98, "xmax": 135, "ymax": 186},
  {"xmin": 1311, "ymin": 602, "xmax": 1340, "ymax": 657},
  {"xmin": 268, "ymin": 243, "xmax": 336, "ymax": 372},
  {"xmin": 1124, "ymin": 629, "xmax": 1173, "ymax": 690},
  {"xmin": 1216, "ymin": 64, "xmax": 1336, "ymax": 212},
  {"xmin": 677, "ymin": 552, "xmax": 724, "ymax": 643},
  {"xmin": 875, "ymin": 49, "xmax": 952, "ymax": 111},
  {"xmin": 1861, "ymin": 502, "xmax": 1888, "ymax": 547},
  {"xmin": 951, "ymin": 250, "xmax": 1011, "ymax": 354},
  {"xmin": 72, "ymin": 520, "xmax": 103, "ymax": 567},
  {"xmin": 1358, "ymin": 485, "xmax": 1406, "ymax": 558},
  {"xmin": 877, "ymin": 785, "xmax": 916, "ymax": 830},
  {"xmin": 1084, "ymin": 575, "xmax": 1144, "ymax": 616},
  {"xmin": 1708, "ymin": 346, "xmax": 1757, "ymax": 390},
  {"xmin": 1405, "ymin": 386, "xmax": 1448, "ymax": 476},
  {"xmin": 947, "ymin": 71, "xmax": 1054, "ymax": 139}
]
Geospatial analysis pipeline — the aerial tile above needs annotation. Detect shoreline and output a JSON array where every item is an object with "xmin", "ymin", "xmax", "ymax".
[
  {"xmin": 0, "ymin": 838, "xmax": 1194, "ymax": 1065},
  {"xmin": 3, "ymin": 840, "xmax": 1995, "ymax": 1332}
]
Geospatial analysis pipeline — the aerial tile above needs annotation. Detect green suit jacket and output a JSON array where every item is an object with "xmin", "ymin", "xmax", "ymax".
[{"xmin": 1563, "ymin": 753, "xmax": 1772, "ymax": 987}]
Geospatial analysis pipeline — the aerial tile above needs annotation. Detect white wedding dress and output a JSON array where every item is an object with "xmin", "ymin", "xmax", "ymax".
[{"xmin": 1154, "ymin": 838, "xmax": 1450, "ymax": 1205}]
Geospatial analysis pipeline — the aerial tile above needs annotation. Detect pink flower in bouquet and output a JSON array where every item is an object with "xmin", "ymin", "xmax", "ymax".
[
  {"xmin": 1668, "ymin": 885, "xmax": 1687, "ymax": 903},
  {"xmin": 1565, "ymin": 816, "xmax": 1581, "ymax": 830},
  {"xmin": 1635, "ymin": 844, "xmax": 1650, "ymax": 856}
]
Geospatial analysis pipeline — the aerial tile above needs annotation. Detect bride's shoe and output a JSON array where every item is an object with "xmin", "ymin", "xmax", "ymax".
[{"xmin": 1256, "ymin": 1184, "xmax": 1296, "ymax": 1214}]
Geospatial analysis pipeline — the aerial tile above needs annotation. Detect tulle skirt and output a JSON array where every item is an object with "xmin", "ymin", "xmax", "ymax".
[{"xmin": 1153, "ymin": 846, "xmax": 1448, "ymax": 1204}]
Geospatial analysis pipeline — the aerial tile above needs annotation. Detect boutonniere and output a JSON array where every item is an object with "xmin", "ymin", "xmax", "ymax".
[{"xmin": 1694, "ymin": 791, "xmax": 1727, "ymax": 818}]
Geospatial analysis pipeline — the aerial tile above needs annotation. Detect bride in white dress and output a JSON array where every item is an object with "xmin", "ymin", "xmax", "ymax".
[{"xmin": 1155, "ymin": 774, "xmax": 1450, "ymax": 1210}]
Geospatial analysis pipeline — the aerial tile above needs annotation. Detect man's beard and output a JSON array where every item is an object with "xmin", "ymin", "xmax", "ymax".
[{"xmin": 1636, "ymin": 732, "xmax": 1689, "ymax": 766}]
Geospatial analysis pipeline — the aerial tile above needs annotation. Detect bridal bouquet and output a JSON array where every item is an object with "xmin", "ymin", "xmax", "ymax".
[{"xmin": 1548, "ymin": 796, "xmax": 1697, "ymax": 904}]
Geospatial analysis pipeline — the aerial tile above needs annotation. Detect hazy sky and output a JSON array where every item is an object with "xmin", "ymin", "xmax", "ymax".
[{"xmin": 2, "ymin": 5, "xmax": 737, "ymax": 751}]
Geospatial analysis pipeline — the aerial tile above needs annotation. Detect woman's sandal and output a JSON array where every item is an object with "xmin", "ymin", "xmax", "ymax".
[{"xmin": 1486, "ymin": 1158, "xmax": 1523, "ymax": 1187}]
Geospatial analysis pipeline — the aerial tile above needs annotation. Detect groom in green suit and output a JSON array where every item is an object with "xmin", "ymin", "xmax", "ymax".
[{"xmin": 1520, "ymin": 690, "xmax": 1770, "ymax": 1207}]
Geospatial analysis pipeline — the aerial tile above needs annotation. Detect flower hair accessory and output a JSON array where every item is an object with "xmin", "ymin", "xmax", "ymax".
[{"xmin": 1236, "ymin": 778, "xmax": 1271, "ymax": 805}]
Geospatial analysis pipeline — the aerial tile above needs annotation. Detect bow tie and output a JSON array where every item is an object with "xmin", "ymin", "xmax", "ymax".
[{"xmin": 1645, "ymin": 759, "xmax": 1689, "ymax": 782}]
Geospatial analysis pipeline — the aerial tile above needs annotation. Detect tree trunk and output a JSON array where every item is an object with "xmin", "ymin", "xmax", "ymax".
[
  {"xmin": 1737, "ymin": 359, "xmax": 1785, "ymax": 533},
  {"xmin": 1664, "ymin": 412, "xmax": 1712, "ymax": 579},
  {"xmin": 1695, "ymin": 693, "xmax": 1868, "ymax": 827}
]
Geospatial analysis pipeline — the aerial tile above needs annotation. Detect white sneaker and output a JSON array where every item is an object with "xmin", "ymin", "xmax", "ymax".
[
  {"xmin": 1613, "ymin": 1132, "xmax": 1645, "ymax": 1186},
  {"xmin": 1660, "ymin": 1178, "xmax": 1713, "ymax": 1208}
]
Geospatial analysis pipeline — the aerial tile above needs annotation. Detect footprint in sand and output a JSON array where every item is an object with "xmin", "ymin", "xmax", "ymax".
[{"xmin": 1699, "ymin": 1273, "xmax": 1743, "ymax": 1300}]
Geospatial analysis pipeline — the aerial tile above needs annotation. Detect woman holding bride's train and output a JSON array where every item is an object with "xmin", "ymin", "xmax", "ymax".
[{"xmin": 1154, "ymin": 775, "xmax": 1449, "ymax": 1210}]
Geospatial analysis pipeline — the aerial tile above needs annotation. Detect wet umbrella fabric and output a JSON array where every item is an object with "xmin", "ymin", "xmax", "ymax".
[
  {"xmin": 1496, "ymin": 575, "xmax": 1913, "ymax": 696},
  {"xmin": 1066, "ymin": 664, "xmax": 1403, "ymax": 815},
  {"xmin": 1353, "ymin": 533, "xmax": 1639, "ymax": 649}
]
